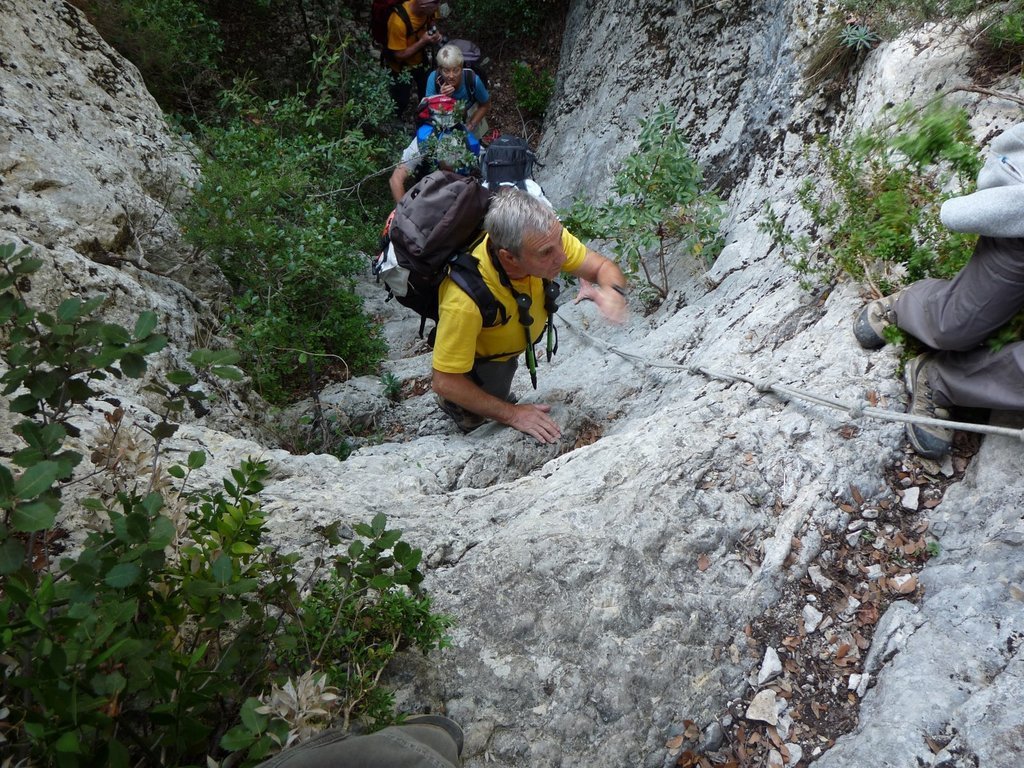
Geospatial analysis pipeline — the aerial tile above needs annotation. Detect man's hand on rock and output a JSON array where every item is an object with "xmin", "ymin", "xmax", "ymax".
[{"xmin": 507, "ymin": 403, "xmax": 561, "ymax": 444}]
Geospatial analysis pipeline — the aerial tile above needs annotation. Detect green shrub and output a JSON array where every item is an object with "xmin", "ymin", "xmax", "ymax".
[
  {"xmin": 70, "ymin": 0, "xmax": 222, "ymax": 110},
  {"xmin": 510, "ymin": 61, "xmax": 555, "ymax": 117},
  {"xmin": 0, "ymin": 242, "xmax": 451, "ymax": 766},
  {"xmin": 450, "ymin": 0, "xmax": 560, "ymax": 47},
  {"xmin": 985, "ymin": 0, "xmax": 1024, "ymax": 61},
  {"xmin": 561, "ymin": 106, "xmax": 723, "ymax": 304},
  {"xmin": 803, "ymin": 14, "xmax": 879, "ymax": 94},
  {"xmin": 184, "ymin": 46, "xmax": 396, "ymax": 404},
  {"xmin": 761, "ymin": 102, "xmax": 981, "ymax": 294},
  {"xmin": 761, "ymin": 102, "xmax": 1024, "ymax": 349}
]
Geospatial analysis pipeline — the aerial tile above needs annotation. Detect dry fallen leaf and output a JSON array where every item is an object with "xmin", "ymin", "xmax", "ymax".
[
  {"xmin": 889, "ymin": 574, "xmax": 918, "ymax": 594},
  {"xmin": 850, "ymin": 484, "xmax": 865, "ymax": 506},
  {"xmin": 666, "ymin": 735, "xmax": 685, "ymax": 750},
  {"xmin": 697, "ymin": 553, "xmax": 711, "ymax": 572}
]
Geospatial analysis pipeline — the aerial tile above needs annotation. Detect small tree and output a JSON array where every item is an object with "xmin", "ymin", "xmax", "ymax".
[{"xmin": 561, "ymin": 106, "xmax": 724, "ymax": 304}]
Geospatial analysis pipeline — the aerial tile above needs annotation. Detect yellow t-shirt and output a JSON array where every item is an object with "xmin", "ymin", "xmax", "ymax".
[
  {"xmin": 432, "ymin": 230, "xmax": 588, "ymax": 374},
  {"xmin": 386, "ymin": 0, "xmax": 430, "ymax": 72}
]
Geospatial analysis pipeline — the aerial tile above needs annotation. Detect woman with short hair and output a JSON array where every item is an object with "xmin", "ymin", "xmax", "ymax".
[{"xmin": 425, "ymin": 43, "xmax": 491, "ymax": 138}]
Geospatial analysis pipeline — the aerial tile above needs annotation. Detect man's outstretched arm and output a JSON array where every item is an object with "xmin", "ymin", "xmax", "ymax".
[
  {"xmin": 432, "ymin": 369, "xmax": 562, "ymax": 444},
  {"xmin": 569, "ymin": 249, "xmax": 628, "ymax": 324}
]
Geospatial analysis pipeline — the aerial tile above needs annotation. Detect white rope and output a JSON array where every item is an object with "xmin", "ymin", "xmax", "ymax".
[{"xmin": 559, "ymin": 315, "xmax": 1024, "ymax": 443}]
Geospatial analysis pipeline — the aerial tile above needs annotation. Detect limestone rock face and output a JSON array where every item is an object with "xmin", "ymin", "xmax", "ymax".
[
  {"xmin": 0, "ymin": 0, "xmax": 227, "ymax": 303},
  {"xmin": 4, "ymin": 0, "xmax": 1024, "ymax": 767},
  {"xmin": 0, "ymin": 0, "xmax": 258, "ymax": 442}
]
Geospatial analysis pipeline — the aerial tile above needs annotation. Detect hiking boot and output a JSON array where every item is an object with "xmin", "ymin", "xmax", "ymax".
[
  {"xmin": 853, "ymin": 291, "xmax": 901, "ymax": 349},
  {"xmin": 435, "ymin": 394, "xmax": 486, "ymax": 433},
  {"xmin": 404, "ymin": 714, "xmax": 464, "ymax": 757},
  {"xmin": 904, "ymin": 354, "xmax": 953, "ymax": 459}
]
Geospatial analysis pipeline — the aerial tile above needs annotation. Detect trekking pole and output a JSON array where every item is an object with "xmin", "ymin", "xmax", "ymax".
[{"xmin": 516, "ymin": 293, "xmax": 539, "ymax": 388}]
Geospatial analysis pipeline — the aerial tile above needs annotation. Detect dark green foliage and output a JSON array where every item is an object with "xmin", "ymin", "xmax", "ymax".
[
  {"xmin": 983, "ymin": 0, "xmax": 1024, "ymax": 69},
  {"xmin": 70, "ymin": 0, "xmax": 222, "ymax": 110},
  {"xmin": 295, "ymin": 514, "xmax": 451, "ymax": 726},
  {"xmin": 561, "ymin": 106, "xmax": 723, "ymax": 304},
  {"xmin": 451, "ymin": 0, "xmax": 561, "ymax": 48},
  {"xmin": 183, "ymin": 46, "xmax": 395, "ymax": 403},
  {"xmin": 510, "ymin": 61, "xmax": 555, "ymax": 117},
  {"xmin": 0, "ymin": 244, "xmax": 451, "ymax": 766}
]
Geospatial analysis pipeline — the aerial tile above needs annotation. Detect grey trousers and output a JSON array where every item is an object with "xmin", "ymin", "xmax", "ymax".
[
  {"xmin": 255, "ymin": 723, "xmax": 461, "ymax": 768},
  {"xmin": 436, "ymin": 357, "xmax": 518, "ymax": 432},
  {"xmin": 893, "ymin": 235, "xmax": 1024, "ymax": 409}
]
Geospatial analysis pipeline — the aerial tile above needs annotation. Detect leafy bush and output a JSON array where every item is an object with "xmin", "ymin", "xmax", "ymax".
[
  {"xmin": 510, "ymin": 61, "xmax": 556, "ymax": 117},
  {"xmin": 760, "ymin": 102, "xmax": 1024, "ymax": 350},
  {"xmin": 183, "ymin": 45, "xmax": 396, "ymax": 404},
  {"xmin": 0, "ymin": 242, "xmax": 451, "ymax": 766},
  {"xmin": 70, "ymin": 0, "xmax": 222, "ymax": 110},
  {"xmin": 760, "ymin": 102, "xmax": 981, "ymax": 295},
  {"xmin": 450, "ymin": 0, "xmax": 561, "ymax": 47},
  {"xmin": 561, "ymin": 106, "xmax": 723, "ymax": 304},
  {"xmin": 984, "ymin": 0, "xmax": 1024, "ymax": 66}
]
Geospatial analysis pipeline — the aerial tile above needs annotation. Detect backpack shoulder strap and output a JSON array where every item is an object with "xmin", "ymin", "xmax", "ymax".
[
  {"xmin": 463, "ymin": 69, "xmax": 476, "ymax": 105},
  {"xmin": 447, "ymin": 250, "xmax": 507, "ymax": 327},
  {"xmin": 392, "ymin": 2, "xmax": 414, "ymax": 36}
]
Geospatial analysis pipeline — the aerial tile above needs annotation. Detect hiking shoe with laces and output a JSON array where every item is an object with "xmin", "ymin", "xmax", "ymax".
[
  {"xmin": 403, "ymin": 714, "xmax": 464, "ymax": 757},
  {"xmin": 904, "ymin": 354, "xmax": 953, "ymax": 459},
  {"xmin": 853, "ymin": 291, "xmax": 901, "ymax": 349}
]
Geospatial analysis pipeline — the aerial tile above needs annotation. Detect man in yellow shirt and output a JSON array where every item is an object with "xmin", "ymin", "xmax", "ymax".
[
  {"xmin": 385, "ymin": 0, "xmax": 443, "ymax": 117},
  {"xmin": 433, "ymin": 188, "xmax": 628, "ymax": 444}
]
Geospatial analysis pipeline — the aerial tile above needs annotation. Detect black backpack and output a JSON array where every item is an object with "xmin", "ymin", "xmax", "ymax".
[
  {"xmin": 373, "ymin": 171, "xmax": 507, "ymax": 339},
  {"xmin": 481, "ymin": 135, "xmax": 536, "ymax": 190}
]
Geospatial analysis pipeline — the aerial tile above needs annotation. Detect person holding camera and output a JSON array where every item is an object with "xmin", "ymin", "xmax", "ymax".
[
  {"xmin": 425, "ymin": 43, "xmax": 491, "ymax": 139},
  {"xmin": 384, "ymin": 0, "xmax": 444, "ymax": 118}
]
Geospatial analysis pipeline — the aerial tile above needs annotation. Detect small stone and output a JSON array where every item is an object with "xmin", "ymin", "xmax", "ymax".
[
  {"xmin": 901, "ymin": 486, "xmax": 920, "ymax": 510},
  {"xmin": 848, "ymin": 673, "xmax": 861, "ymax": 691},
  {"xmin": 839, "ymin": 597, "xmax": 861, "ymax": 622},
  {"xmin": 758, "ymin": 646, "xmax": 783, "ymax": 685},
  {"xmin": 861, "ymin": 508, "xmax": 879, "ymax": 520},
  {"xmin": 776, "ymin": 713, "xmax": 792, "ymax": 740},
  {"xmin": 855, "ymin": 672, "xmax": 870, "ymax": 697},
  {"xmin": 745, "ymin": 689, "xmax": 778, "ymax": 725},
  {"xmin": 701, "ymin": 721, "xmax": 724, "ymax": 753},
  {"xmin": 802, "ymin": 604, "xmax": 823, "ymax": 633},
  {"xmin": 785, "ymin": 743, "xmax": 803, "ymax": 767},
  {"xmin": 767, "ymin": 748, "xmax": 784, "ymax": 768},
  {"xmin": 808, "ymin": 565, "xmax": 834, "ymax": 592},
  {"xmin": 940, "ymin": 454, "xmax": 955, "ymax": 477},
  {"xmin": 865, "ymin": 564, "xmax": 884, "ymax": 581},
  {"xmin": 846, "ymin": 532, "xmax": 861, "ymax": 548},
  {"xmin": 847, "ymin": 519, "xmax": 867, "ymax": 532}
]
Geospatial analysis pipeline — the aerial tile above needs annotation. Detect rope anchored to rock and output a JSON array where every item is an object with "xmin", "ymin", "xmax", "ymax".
[{"xmin": 559, "ymin": 315, "xmax": 1024, "ymax": 443}]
